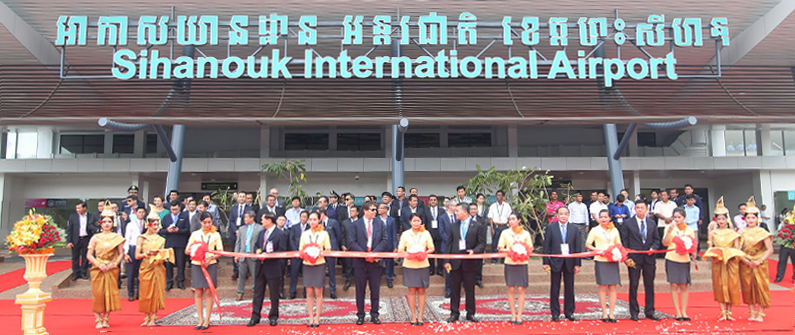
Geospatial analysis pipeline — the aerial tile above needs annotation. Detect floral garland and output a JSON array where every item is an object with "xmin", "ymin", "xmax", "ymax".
[
  {"xmin": 300, "ymin": 243, "xmax": 322, "ymax": 264},
  {"xmin": 6, "ymin": 210, "xmax": 61, "ymax": 254},
  {"xmin": 507, "ymin": 242, "xmax": 531, "ymax": 262},
  {"xmin": 406, "ymin": 244, "xmax": 427, "ymax": 261}
]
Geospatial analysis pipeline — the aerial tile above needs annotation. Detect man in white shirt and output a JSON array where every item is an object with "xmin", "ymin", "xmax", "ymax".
[
  {"xmin": 284, "ymin": 197, "xmax": 305, "ymax": 228},
  {"xmin": 123, "ymin": 207, "xmax": 146, "ymax": 301},
  {"xmin": 652, "ymin": 190, "xmax": 678, "ymax": 245},
  {"xmin": 734, "ymin": 203, "xmax": 747, "ymax": 230},
  {"xmin": 487, "ymin": 190, "xmax": 512, "ymax": 262},
  {"xmin": 567, "ymin": 193, "xmax": 589, "ymax": 252},
  {"xmin": 621, "ymin": 189, "xmax": 636, "ymax": 218},
  {"xmin": 186, "ymin": 198, "xmax": 198, "ymax": 225},
  {"xmin": 589, "ymin": 192, "xmax": 609, "ymax": 228},
  {"xmin": 455, "ymin": 185, "xmax": 473, "ymax": 205}
]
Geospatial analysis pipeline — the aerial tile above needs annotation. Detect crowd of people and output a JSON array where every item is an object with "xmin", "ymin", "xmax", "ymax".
[{"xmin": 64, "ymin": 184, "xmax": 777, "ymax": 329}]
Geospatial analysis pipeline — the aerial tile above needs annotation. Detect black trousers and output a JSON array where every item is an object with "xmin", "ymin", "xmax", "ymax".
[
  {"xmin": 289, "ymin": 258, "xmax": 303, "ymax": 295},
  {"xmin": 251, "ymin": 274, "xmax": 281, "ymax": 321},
  {"xmin": 354, "ymin": 262, "xmax": 382, "ymax": 319},
  {"xmin": 550, "ymin": 267, "xmax": 576, "ymax": 317},
  {"xmin": 126, "ymin": 246, "xmax": 142, "ymax": 296},
  {"xmin": 280, "ymin": 259, "xmax": 288, "ymax": 293},
  {"xmin": 341, "ymin": 257, "xmax": 353, "ymax": 281},
  {"xmin": 71, "ymin": 237, "xmax": 90, "ymax": 277},
  {"xmin": 230, "ymin": 236, "xmax": 239, "ymax": 274},
  {"xmin": 777, "ymin": 247, "xmax": 795, "ymax": 280},
  {"xmin": 449, "ymin": 267, "xmax": 477, "ymax": 318},
  {"xmin": 166, "ymin": 247, "xmax": 186, "ymax": 285},
  {"xmin": 628, "ymin": 260, "xmax": 656, "ymax": 317}
]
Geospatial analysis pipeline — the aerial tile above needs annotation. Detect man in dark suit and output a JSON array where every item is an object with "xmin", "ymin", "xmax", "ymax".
[
  {"xmin": 288, "ymin": 211, "xmax": 309, "ymax": 299},
  {"xmin": 246, "ymin": 192, "xmax": 261, "ymax": 218},
  {"xmin": 408, "ymin": 188, "xmax": 426, "ymax": 208},
  {"xmin": 228, "ymin": 191, "xmax": 251, "ymax": 280},
  {"xmin": 619, "ymin": 201, "xmax": 662, "ymax": 321},
  {"xmin": 348, "ymin": 202, "xmax": 389, "ymax": 325},
  {"xmin": 390, "ymin": 187, "xmax": 409, "ymax": 221},
  {"xmin": 258, "ymin": 194, "xmax": 286, "ymax": 219},
  {"xmin": 160, "ymin": 200, "xmax": 190, "ymax": 290},
  {"xmin": 66, "ymin": 201, "xmax": 97, "ymax": 280},
  {"xmin": 543, "ymin": 207, "xmax": 582, "ymax": 322},
  {"xmin": 444, "ymin": 202, "xmax": 487, "ymax": 323},
  {"xmin": 438, "ymin": 200, "xmax": 457, "ymax": 297},
  {"xmin": 248, "ymin": 214, "xmax": 288, "ymax": 327},
  {"xmin": 400, "ymin": 194, "xmax": 426, "ymax": 232},
  {"xmin": 340, "ymin": 205, "xmax": 358, "ymax": 290},
  {"xmin": 318, "ymin": 207, "xmax": 342, "ymax": 299},
  {"xmin": 424, "ymin": 195, "xmax": 443, "ymax": 276},
  {"xmin": 378, "ymin": 202, "xmax": 399, "ymax": 288},
  {"xmin": 327, "ymin": 192, "xmax": 341, "ymax": 221},
  {"xmin": 336, "ymin": 193, "xmax": 354, "ymax": 223}
]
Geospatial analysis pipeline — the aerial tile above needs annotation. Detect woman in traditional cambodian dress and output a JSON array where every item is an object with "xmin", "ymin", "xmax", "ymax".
[
  {"xmin": 497, "ymin": 213, "xmax": 533, "ymax": 325},
  {"xmin": 703, "ymin": 197, "xmax": 743, "ymax": 321},
  {"xmin": 586, "ymin": 209, "xmax": 622, "ymax": 323},
  {"xmin": 187, "ymin": 212, "xmax": 223, "ymax": 330},
  {"xmin": 86, "ymin": 203, "xmax": 126, "ymax": 329},
  {"xmin": 299, "ymin": 211, "xmax": 332, "ymax": 328},
  {"xmin": 136, "ymin": 205, "xmax": 174, "ymax": 326},
  {"xmin": 738, "ymin": 197, "xmax": 773, "ymax": 322},
  {"xmin": 398, "ymin": 213, "xmax": 435, "ymax": 326},
  {"xmin": 662, "ymin": 208, "xmax": 696, "ymax": 322}
]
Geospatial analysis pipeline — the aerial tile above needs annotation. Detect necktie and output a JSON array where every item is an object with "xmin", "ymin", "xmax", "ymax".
[
  {"xmin": 561, "ymin": 223, "xmax": 567, "ymax": 241},
  {"xmin": 433, "ymin": 208, "xmax": 437, "ymax": 219},
  {"xmin": 263, "ymin": 229, "xmax": 270, "ymax": 250},
  {"xmin": 449, "ymin": 214, "xmax": 454, "ymax": 224},
  {"xmin": 461, "ymin": 220, "xmax": 468, "ymax": 239},
  {"xmin": 640, "ymin": 219, "xmax": 647, "ymax": 244},
  {"xmin": 245, "ymin": 226, "xmax": 253, "ymax": 252},
  {"xmin": 239, "ymin": 205, "xmax": 243, "ymax": 216},
  {"xmin": 367, "ymin": 219, "xmax": 372, "ymax": 238}
]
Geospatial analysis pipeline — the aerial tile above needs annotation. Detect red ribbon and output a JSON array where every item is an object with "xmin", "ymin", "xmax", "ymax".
[
  {"xmin": 406, "ymin": 251, "xmax": 428, "ymax": 262},
  {"xmin": 208, "ymin": 248, "xmax": 671, "ymax": 260},
  {"xmin": 601, "ymin": 244, "xmax": 629, "ymax": 262}
]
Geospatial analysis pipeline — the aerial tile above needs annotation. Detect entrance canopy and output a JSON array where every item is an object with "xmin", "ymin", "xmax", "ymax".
[{"xmin": 1, "ymin": 0, "xmax": 794, "ymax": 126}]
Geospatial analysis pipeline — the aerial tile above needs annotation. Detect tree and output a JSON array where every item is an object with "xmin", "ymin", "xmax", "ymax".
[
  {"xmin": 464, "ymin": 165, "xmax": 569, "ymax": 244},
  {"xmin": 262, "ymin": 159, "xmax": 309, "ymax": 206}
]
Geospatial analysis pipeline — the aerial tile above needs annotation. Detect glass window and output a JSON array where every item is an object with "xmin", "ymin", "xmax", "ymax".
[
  {"xmin": 145, "ymin": 134, "xmax": 159, "ymax": 154},
  {"xmin": 724, "ymin": 130, "xmax": 744, "ymax": 156},
  {"xmin": 337, "ymin": 133, "xmax": 380, "ymax": 151},
  {"xmin": 448, "ymin": 133, "xmax": 491, "ymax": 148},
  {"xmin": 112, "ymin": 134, "xmax": 135, "ymax": 154},
  {"xmin": 770, "ymin": 130, "xmax": 784, "ymax": 156},
  {"xmin": 284, "ymin": 133, "xmax": 329, "ymax": 151},
  {"xmin": 785, "ymin": 130, "xmax": 795, "ymax": 156},
  {"xmin": 405, "ymin": 133, "xmax": 440, "ymax": 148},
  {"xmin": 60, "ymin": 134, "xmax": 104, "ymax": 154},
  {"xmin": 16, "ymin": 131, "xmax": 38, "ymax": 158},
  {"xmin": 744, "ymin": 130, "xmax": 757, "ymax": 156},
  {"xmin": 636, "ymin": 132, "xmax": 657, "ymax": 147}
]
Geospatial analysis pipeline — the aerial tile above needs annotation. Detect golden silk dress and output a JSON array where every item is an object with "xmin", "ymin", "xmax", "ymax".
[
  {"xmin": 89, "ymin": 232, "xmax": 126, "ymax": 313},
  {"xmin": 137, "ymin": 234, "xmax": 174, "ymax": 314},
  {"xmin": 739, "ymin": 227, "xmax": 772, "ymax": 308},
  {"xmin": 703, "ymin": 228, "xmax": 744, "ymax": 305}
]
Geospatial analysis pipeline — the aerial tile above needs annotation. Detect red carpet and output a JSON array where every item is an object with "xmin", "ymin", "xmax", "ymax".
[
  {"xmin": 0, "ymin": 260, "xmax": 71, "ymax": 293},
  {"xmin": 769, "ymin": 259, "xmax": 794, "ymax": 289},
  {"xmin": 1, "ymin": 291, "xmax": 792, "ymax": 334}
]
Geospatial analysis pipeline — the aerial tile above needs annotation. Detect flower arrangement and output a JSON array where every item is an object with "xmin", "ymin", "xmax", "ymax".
[
  {"xmin": 774, "ymin": 215, "xmax": 794, "ymax": 248},
  {"xmin": 300, "ymin": 243, "xmax": 322, "ymax": 264},
  {"xmin": 6, "ymin": 210, "xmax": 60, "ymax": 254},
  {"xmin": 507, "ymin": 242, "xmax": 531, "ymax": 263}
]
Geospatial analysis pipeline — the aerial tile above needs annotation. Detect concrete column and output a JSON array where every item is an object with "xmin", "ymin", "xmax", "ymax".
[
  {"xmin": 103, "ymin": 132, "xmax": 113, "ymax": 156},
  {"xmin": 508, "ymin": 125, "xmax": 518, "ymax": 157},
  {"xmin": 142, "ymin": 180, "xmax": 150, "ymax": 204},
  {"xmin": 628, "ymin": 131, "xmax": 639, "ymax": 157},
  {"xmin": 36, "ymin": 126, "xmax": 53, "ymax": 159},
  {"xmin": 630, "ymin": 171, "xmax": 641, "ymax": 197},
  {"xmin": 328, "ymin": 126, "xmax": 338, "ymax": 151},
  {"xmin": 753, "ymin": 170, "xmax": 775, "ymax": 233},
  {"xmin": 133, "ymin": 130, "xmax": 145, "ymax": 158},
  {"xmin": 758, "ymin": 124, "xmax": 771, "ymax": 156},
  {"xmin": 711, "ymin": 125, "xmax": 726, "ymax": 157},
  {"xmin": 260, "ymin": 126, "xmax": 271, "ymax": 158},
  {"xmin": 260, "ymin": 174, "xmax": 269, "ymax": 202}
]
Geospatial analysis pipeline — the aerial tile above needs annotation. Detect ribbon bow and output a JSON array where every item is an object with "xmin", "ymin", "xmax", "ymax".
[
  {"xmin": 188, "ymin": 241, "xmax": 222, "ymax": 320},
  {"xmin": 406, "ymin": 244, "xmax": 428, "ymax": 262},
  {"xmin": 507, "ymin": 242, "xmax": 531, "ymax": 263},
  {"xmin": 300, "ymin": 243, "xmax": 322, "ymax": 264},
  {"xmin": 601, "ymin": 244, "xmax": 628, "ymax": 263}
]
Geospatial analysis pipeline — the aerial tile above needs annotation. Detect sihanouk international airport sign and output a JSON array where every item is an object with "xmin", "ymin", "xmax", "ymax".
[{"xmin": 55, "ymin": 13, "xmax": 730, "ymax": 87}]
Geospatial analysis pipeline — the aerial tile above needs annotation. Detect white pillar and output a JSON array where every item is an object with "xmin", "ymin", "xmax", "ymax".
[
  {"xmin": 133, "ymin": 130, "xmax": 145, "ymax": 158},
  {"xmin": 753, "ymin": 170, "xmax": 775, "ymax": 233},
  {"xmin": 260, "ymin": 126, "xmax": 271, "ymax": 158},
  {"xmin": 758, "ymin": 124, "xmax": 771, "ymax": 156},
  {"xmin": 631, "ymin": 171, "xmax": 641, "ymax": 197},
  {"xmin": 508, "ymin": 126, "xmax": 518, "ymax": 157},
  {"xmin": 142, "ymin": 180, "xmax": 150, "ymax": 204},
  {"xmin": 36, "ymin": 126, "xmax": 53, "ymax": 159},
  {"xmin": 711, "ymin": 125, "xmax": 726, "ymax": 157},
  {"xmin": 260, "ymin": 174, "xmax": 269, "ymax": 203}
]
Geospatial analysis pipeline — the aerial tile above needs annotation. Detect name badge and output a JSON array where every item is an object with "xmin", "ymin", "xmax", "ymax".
[
  {"xmin": 617, "ymin": 218, "xmax": 624, "ymax": 224},
  {"xmin": 459, "ymin": 239, "xmax": 467, "ymax": 251},
  {"xmin": 561, "ymin": 243, "xmax": 570, "ymax": 256},
  {"xmin": 236, "ymin": 217, "xmax": 242, "ymax": 226},
  {"xmin": 266, "ymin": 241, "xmax": 274, "ymax": 253},
  {"xmin": 431, "ymin": 220, "xmax": 438, "ymax": 229}
]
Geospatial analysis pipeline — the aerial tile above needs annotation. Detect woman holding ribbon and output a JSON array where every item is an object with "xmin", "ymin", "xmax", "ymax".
[
  {"xmin": 703, "ymin": 197, "xmax": 743, "ymax": 321},
  {"xmin": 398, "ymin": 213, "xmax": 435, "ymax": 326},
  {"xmin": 497, "ymin": 212, "xmax": 533, "ymax": 325},
  {"xmin": 86, "ymin": 202, "xmax": 126, "ymax": 329},
  {"xmin": 299, "ymin": 211, "xmax": 332, "ymax": 328},
  {"xmin": 136, "ymin": 205, "xmax": 174, "ymax": 326},
  {"xmin": 663, "ymin": 208, "xmax": 696, "ymax": 322},
  {"xmin": 187, "ymin": 212, "xmax": 223, "ymax": 330},
  {"xmin": 738, "ymin": 197, "xmax": 773, "ymax": 322},
  {"xmin": 586, "ymin": 209, "xmax": 623, "ymax": 323}
]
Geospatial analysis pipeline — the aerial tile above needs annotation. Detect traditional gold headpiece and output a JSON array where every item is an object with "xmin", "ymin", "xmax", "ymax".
[
  {"xmin": 100, "ymin": 200, "xmax": 117, "ymax": 227},
  {"xmin": 745, "ymin": 195, "xmax": 760, "ymax": 215},
  {"xmin": 713, "ymin": 196, "xmax": 729, "ymax": 216},
  {"xmin": 146, "ymin": 204, "xmax": 161, "ymax": 229}
]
